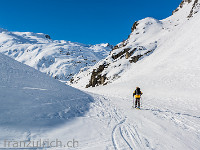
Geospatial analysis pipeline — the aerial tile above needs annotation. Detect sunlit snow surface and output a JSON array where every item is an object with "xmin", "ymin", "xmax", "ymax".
[
  {"xmin": 1, "ymin": 1, "xmax": 200, "ymax": 149},
  {"xmin": 0, "ymin": 30, "xmax": 112, "ymax": 81}
]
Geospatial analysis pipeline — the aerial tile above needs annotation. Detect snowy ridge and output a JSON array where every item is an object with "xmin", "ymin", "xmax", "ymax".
[
  {"xmin": 70, "ymin": 0, "xmax": 200, "ymax": 88},
  {"xmin": 0, "ymin": 29, "xmax": 112, "ymax": 80}
]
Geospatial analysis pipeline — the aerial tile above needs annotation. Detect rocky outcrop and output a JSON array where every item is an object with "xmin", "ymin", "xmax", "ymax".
[
  {"xmin": 86, "ymin": 63, "xmax": 108, "ymax": 88},
  {"xmin": 45, "ymin": 34, "xmax": 51, "ymax": 39},
  {"xmin": 131, "ymin": 21, "xmax": 139, "ymax": 32},
  {"xmin": 112, "ymin": 48, "xmax": 131, "ymax": 60},
  {"xmin": 172, "ymin": 0, "xmax": 200, "ymax": 18},
  {"xmin": 112, "ymin": 40, "xmax": 128, "ymax": 50},
  {"xmin": 129, "ymin": 55, "xmax": 143, "ymax": 63},
  {"xmin": 172, "ymin": 1, "xmax": 184, "ymax": 14},
  {"xmin": 77, "ymin": 17, "xmax": 162, "ymax": 88},
  {"xmin": 85, "ymin": 46, "xmax": 151, "ymax": 87},
  {"xmin": 173, "ymin": 0, "xmax": 192, "ymax": 14},
  {"xmin": 188, "ymin": 0, "xmax": 199, "ymax": 18},
  {"xmin": 125, "ymin": 51, "xmax": 130, "ymax": 59},
  {"xmin": 129, "ymin": 49, "xmax": 153, "ymax": 63}
]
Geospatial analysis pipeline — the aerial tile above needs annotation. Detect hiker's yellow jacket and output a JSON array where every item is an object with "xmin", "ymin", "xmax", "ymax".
[{"xmin": 133, "ymin": 91, "xmax": 143, "ymax": 98}]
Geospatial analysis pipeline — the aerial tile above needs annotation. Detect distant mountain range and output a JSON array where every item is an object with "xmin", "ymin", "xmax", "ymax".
[{"xmin": 0, "ymin": 28, "xmax": 112, "ymax": 80}]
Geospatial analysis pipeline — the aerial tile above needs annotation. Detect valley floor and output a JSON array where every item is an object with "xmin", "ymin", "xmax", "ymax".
[
  {"xmin": 1, "ymin": 87, "xmax": 200, "ymax": 150},
  {"xmin": 70, "ymin": 92, "xmax": 200, "ymax": 150}
]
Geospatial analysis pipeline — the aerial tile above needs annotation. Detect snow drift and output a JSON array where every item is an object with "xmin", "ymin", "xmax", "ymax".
[{"xmin": 0, "ymin": 52, "xmax": 93, "ymax": 128}]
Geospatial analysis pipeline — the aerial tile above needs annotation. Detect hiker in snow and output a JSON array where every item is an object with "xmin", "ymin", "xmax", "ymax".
[{"xmin": 133, "ymin": 87, "xmax": 143, "ymax": 108}]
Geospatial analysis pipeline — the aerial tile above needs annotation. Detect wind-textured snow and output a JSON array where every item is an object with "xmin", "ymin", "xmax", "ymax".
[
  {"xmin": 0, "ymin": 30, "xmax": 112, "ymax": 80},
  {"xmin": 0, "ymin": 52, "xmax": 93, "ymax": 148}
]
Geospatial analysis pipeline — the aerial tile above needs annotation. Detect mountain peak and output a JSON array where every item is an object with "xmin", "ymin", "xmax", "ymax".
[{"xmin": 70, "ymin": 0, "xmax": 200, "ymax": 88}]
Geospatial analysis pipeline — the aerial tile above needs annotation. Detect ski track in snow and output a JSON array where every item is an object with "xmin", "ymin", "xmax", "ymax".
[
  {"xmin": 83, "ymin": 94, "xmax": 200, "ymax": 150},
  {"xmin": 81, "ymin": 94, "xmax": 150, "ymax": 150},
  {"xmin": 1, "ymin": 90, "xmax": 200, "ymax": 150},
  {"xmin": 38, "ymin": 93, "xmax": 200, "ymax": 150}
]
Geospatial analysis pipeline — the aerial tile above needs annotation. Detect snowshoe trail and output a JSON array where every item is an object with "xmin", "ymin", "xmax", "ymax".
[
  {"xmin": 112, "ymin": 120, "xmax": 146, "ymax": 150},
  {"xmin": 88, "ymin": 95, "xmax": 150, "ymax": 150}
]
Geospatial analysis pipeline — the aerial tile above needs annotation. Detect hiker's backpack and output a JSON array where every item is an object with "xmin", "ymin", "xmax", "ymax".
[{"xmin": 135, "ymin": 88, "xmax": 141, "ymax": 95}]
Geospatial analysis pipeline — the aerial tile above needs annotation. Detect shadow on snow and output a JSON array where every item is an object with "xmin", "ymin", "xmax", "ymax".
[{"xmin": 0, "ymin": 53, "xmax": 94, "ymax": 129}]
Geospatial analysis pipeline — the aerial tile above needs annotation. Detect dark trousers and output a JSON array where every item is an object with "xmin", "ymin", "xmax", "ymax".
[{"xmin": 135, "ymin": 98, "xmax": 140, "ymax": 108}]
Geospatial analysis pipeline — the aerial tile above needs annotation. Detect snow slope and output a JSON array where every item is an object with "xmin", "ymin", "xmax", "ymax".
[
  {"xmin": 0, "ymin": 52, "xmax": 94, "ymax": 148},
  {"xmin": 3, "ymin": 44, "xmax": 198, "ymax": 150},
  {"xmin": 65, "ymin": 0, "xmax": 200, "ymax": 149},
  {"xmin": 0, "ymin": 29, "xmax": 112, "ymax": 80},
  {"xmin": 70, "ymin": 0, "xmax": 200, "ymax": 88}
]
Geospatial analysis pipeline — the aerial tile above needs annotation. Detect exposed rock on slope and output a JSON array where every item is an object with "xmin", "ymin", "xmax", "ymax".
[
  {"xmin": 172, "ymin": 0, "xmax": 192, "ymax": 14},
  {"xmin": 173, "ymin": 0, "xmax": 200, "ymax": 18},
  {"xmin": 70, "ymin": 0, "xmax": 200, "ymax": 88},
  {"xmin": 188, "ymin": 0, "xmax": 200, "ymax": 17}
]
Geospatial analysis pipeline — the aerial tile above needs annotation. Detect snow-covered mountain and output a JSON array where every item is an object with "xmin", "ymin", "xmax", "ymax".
[
  {"xmin": 0, "ymin": 29, "xmax": 112, "ymax": 80},
  {"xmin": 65, "ymin": 1, "xmax": 200, "ymax": 149},
  {"xmin": 1, "ymin": 1, "xmax": 200, "ymax": 149},
  {"xmin": 70, "ymin": 0, "xmax": 200, "ymax": 88}
]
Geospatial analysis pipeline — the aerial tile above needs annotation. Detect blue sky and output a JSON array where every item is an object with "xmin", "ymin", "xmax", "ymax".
[{"xmin": 0, "ymin": 0, "xmax": 182, "ymax": 45}]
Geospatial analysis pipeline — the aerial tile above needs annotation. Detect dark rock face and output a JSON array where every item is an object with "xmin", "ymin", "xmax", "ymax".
[
  {"xmin": 45, "ymin": 34, "xmax": 51, "ymax": 39},
  {"xmin": 86, "ymin": 63, "xmax": 108, "ymax": 88},
  {"xmin": 125, "ymin": 51, "xmax": 130, "ymax": 59},
  {"xmin": 112, "ymin": 40, "xmax": 128, "ymax": 50},
  {"xmin": 129, "ymin": 55, "xmax": 143, "ymax": 63},
  {"xmin": 129, "ymin": 50, "xmax": 153, "ymax": 63},
  {"xmin": 85, "ymin": 42, "xmax": 155, "ymax": 87},
  {"xmin": 84, "ymin": 19, "xmax": 157, "ymax": 88},
  {"xmin": 86, "ymin": 46, "xmax": 148, "ymax": 87},
  {"xmin": 113, "ymin": 45, "xmax": 119, "ymax": 50},
  {"xmin": 131, "ymin": 21, "xmax": 139, "ymax": 32},
  {"xmin": 172, "ymin": 1, "xmax": 183, "ymax": 14},
  {"xmin": 188, "ymin": 0, "xmax": 199, "ymax": 18},
  {"xmin": 112, "ymin": 48, "xmax": 131, "ymax": 60},
  {"xmin": 172, "ymin": 0, "xmax": 199, "ymax": 17},
  {"xmin": 173, "ymin": 0, "xmax": 192, "ymax": 14}
]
